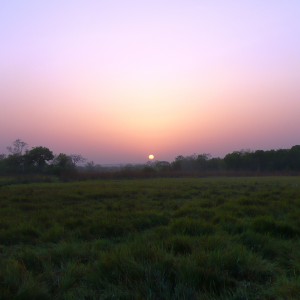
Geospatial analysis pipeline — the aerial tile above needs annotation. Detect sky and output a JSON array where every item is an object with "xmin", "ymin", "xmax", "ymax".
[{"xmin": 1, "ymin": 0, "xmax": 300, "ymax": 164}]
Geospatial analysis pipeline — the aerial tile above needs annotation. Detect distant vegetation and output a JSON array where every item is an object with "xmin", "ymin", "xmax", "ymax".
[
  {"xmin": 1, "ymin": 177, "xmax": 300, "ymax": 299},
  {"xmin": 0, "ymin": 139, "xmax": 300, "ymax": 181},
  {"xmin": 0, "ymin": 139, "xmax": 85, "ymax": 180}
]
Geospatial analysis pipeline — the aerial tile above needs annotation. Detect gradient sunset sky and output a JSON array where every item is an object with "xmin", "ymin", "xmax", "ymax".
[{"xmin": 1, "ymin": 1, "xmax": 300, "ymax": 164}]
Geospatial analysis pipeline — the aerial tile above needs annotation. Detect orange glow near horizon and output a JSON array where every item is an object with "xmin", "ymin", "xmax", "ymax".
[
  {"xmin": 1, "ymin": 73, "xmax": 300, "ymax": 163},
  {"xmin": 1, "ymin": 1, "xmax": 300, "ymax": 163}
]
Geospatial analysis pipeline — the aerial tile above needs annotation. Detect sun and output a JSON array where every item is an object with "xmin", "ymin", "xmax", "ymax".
[{"xmin": 148, "ymin": 154, "xmax": 155, "ymax": 160}]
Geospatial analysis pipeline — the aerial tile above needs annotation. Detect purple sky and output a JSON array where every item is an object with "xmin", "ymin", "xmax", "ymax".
[{"xmin": 1, "ymin": 1, "xmax": 300, "ymax": 164}]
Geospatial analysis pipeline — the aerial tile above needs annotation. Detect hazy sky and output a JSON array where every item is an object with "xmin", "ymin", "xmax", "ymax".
[{"xmin": 1, "ymin": 1, "xmax": 300, "ymax": 163}]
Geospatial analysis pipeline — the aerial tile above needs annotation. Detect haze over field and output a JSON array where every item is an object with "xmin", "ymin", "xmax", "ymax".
[{"xmin": 1, "ymin": 1, "xmax": 300, "ymax": 164}]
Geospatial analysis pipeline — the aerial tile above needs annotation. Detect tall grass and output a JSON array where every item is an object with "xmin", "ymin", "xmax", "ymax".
[{"xmin": 0, "ymin": 177, "xmax": 300, "ymax": 299}]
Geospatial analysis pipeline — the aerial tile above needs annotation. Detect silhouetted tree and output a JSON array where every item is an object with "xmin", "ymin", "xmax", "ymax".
[
  {"xmin": 4, "ymin": 140, "xmax": 28, "ymax": 173},
  {"xmin": 70, "ymin": 154, "xmax": 86, "ymax": 166},
  {"xmin": 253, "ymin": 150, "xmax": 265, "ymax": 171},
  {"xmin": 0, "ymin": 154, "xmax": 7, "ymax": 174},
  {"xmin": 52, "ymin": 153, "xmax": 76, "ymax": 176},
  {"xmin": 7, "ymin": 139, "xmax": 27, "ymax": 156},
  {"xmin": 207, "ymin": 157, "xmax": 225, "ymax": 171},
  {"xmin": 224, "ymin": 151, "xmax": 241, "ymax": 170},
  {"xmin": 171, "ymin": 155, "xmax": 185, "ymax": 171},
  {"xmin": 288, "ymin": 145, "xmax": 300, "ymax": 170},
  {"xmin": 5, "ymin": 154, "xmax": 24, "ymax": 173},
  {"xmin": 196, "ymin": 153, "xmax": 211, "ymax": 171},
  {"xmin": 24, "ymin": 146, "xmax": 54, "ymax": 172}
]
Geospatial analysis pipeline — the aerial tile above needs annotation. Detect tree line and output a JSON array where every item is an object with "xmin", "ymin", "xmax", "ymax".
[
  {"xmin": 169, "ymin": 145, "xmax": 300, "ymax": 174},
  {"xmin": 0, "ymin": 139, "xmax": 300, "ymax": 179},
  {"xmin": 0, "ymin": 139, "xmax": 85, "ymax": 176}
]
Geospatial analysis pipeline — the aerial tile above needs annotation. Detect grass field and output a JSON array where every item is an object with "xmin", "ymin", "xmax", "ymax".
[{"xmin": 1, "ymin": 177, "xmax": 300, "ymax": 299}]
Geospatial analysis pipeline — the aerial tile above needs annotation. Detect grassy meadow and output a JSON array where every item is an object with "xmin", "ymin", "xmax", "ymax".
[{"xmin": 1, "ymin": 177, "xmax": 300, "ymax": 299}]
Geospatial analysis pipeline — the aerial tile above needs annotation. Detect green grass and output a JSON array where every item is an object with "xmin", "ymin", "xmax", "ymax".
[{"xmin": 0, "ymin": 177, "xmax": 300, "ymax": 299}]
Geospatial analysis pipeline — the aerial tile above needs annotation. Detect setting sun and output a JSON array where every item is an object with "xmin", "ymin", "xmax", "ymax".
[
  {"xmin": 0, "ymin": 1, "xmax": 299, "ymax": 165},
  {"xmin": 148, "ymin": 154, "xmax": 155, "ymax": 160}
]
